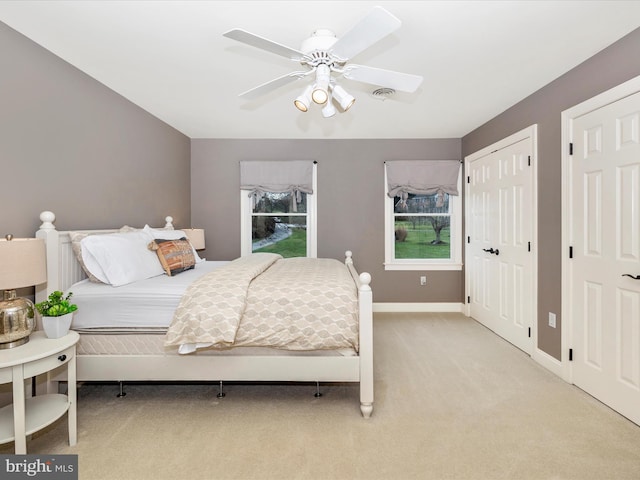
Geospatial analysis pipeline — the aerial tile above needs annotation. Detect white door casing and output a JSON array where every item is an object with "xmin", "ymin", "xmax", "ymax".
[
  {"xmin": 465, "ymin": 125, "xmax": 538, "ymax": 356},
  {"xmin": 563, "ymin": 78, "xmax": 640, "ymax": 426}
]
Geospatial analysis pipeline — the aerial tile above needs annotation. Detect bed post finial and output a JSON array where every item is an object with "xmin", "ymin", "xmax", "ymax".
[
  {"xmin": 165, "ymin": 216, "xmax": 174, "ymax": 229},
  {"xmin": 39, "ymin": 211, "xmax": 56, "ymax": 230},
  {"xmin": 345, "ymin": 250, "xmax": 353, "ymax": 265}
]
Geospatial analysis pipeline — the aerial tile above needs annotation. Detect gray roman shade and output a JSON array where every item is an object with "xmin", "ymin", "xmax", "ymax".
[
  {"xmin": 386, "ymin": 160, "xmax": 461, "ymax": 208},
  {"xmin": 240, "ymin": 160, "xmax": 314, "ymax": 212}
]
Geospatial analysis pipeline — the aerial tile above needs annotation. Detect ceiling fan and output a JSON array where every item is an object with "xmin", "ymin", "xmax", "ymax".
[{"xmin": 222, "ymin": 6, "xmax": 423, "ymax": 118}]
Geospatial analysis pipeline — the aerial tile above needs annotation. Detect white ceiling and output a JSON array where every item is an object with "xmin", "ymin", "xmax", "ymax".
[{"xmin": 1, "ymin": 1, "xmax": 640, "ymax": 139}]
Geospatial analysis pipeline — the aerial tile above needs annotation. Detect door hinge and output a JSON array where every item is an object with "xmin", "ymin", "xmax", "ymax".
[
  {"xmin": 528, "ymin": 327, "xmax": 531, "ymax": 338},
  {"xmin": 569, "ymin": 143, "xmax": 574, "ymax": 155},
  {"xmin": 569, "ymin": 348, "xmax": 573, "ymax": 361},
  {"xmin": 467, "ymin": 175, "xmax": 470, "ymax": 184},
  {"xmin": 528, "ymin": 155, "xmax": 531, "ymax": 166},
  {"xmin": 467, "ymin": 295, "xmax": 471, "ymax": 303},
  {"xmin": 467, "ymin": 236, "xmax": 470, "ymax": 244},
  {"xmin": 528, "ymin": 241, "xmax": 531, "ymax": 252},
  {"xmin": 569, "ymin": 246, "xmax": 573, "ymax": 258}
]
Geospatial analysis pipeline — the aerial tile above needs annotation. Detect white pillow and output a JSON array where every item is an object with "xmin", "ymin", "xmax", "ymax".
[
  {"xmin": 143, "ymin": 225, "xmax": 204, "ymax": 263},
  {"xmin": 79, "ymin": 240, "xmax": 110, "ymax": 284},
  {"xmin": 80, "ymin": 230, "xmax": 164, "ymax": 286}
]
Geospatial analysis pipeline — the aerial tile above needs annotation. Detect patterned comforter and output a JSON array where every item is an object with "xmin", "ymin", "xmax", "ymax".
[{"xmin": 165, "ymin": 253, "xmax": 359, "ymax": 352}]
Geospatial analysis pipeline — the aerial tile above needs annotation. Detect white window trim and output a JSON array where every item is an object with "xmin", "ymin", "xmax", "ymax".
[
  {"xmin": 241, "ymin": 163, "xmax": 317, "ymax": 258},
  {"xmin": 384, "ymin": 164, "xmax": 463, "ymax": 271}
]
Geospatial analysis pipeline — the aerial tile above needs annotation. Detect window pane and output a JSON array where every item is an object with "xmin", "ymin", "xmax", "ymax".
[
  {"xmin": 253, "ymin": 191, "xmax": 307, "ymax": 214},
  {"xmin": 252, "ymin": 215, "xmax": 307, "ymax": 258},
  {"xmin": 394, "ymin": 217, "xmax": 451, "ymax": 259},
  {"xmin": 393, "ymin": 193, "xmax": 449, "ymax": 214}
]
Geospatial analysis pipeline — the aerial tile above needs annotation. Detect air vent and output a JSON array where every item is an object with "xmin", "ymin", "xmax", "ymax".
[{"xmin": 371, "ymin": 87, "xmax": 395, "ymax": 100}]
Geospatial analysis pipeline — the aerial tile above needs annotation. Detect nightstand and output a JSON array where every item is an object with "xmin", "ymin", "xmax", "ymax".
[{"xmin": 0, "ymin": 331, "xmax": 79, "ymax": 454}]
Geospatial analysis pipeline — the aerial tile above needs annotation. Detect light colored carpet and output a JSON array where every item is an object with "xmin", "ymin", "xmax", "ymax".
[{"xmin": 2, "ymin": 313, "xmax": 640, "ymax": 480}]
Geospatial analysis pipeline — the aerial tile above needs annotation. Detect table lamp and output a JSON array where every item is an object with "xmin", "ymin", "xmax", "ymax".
[
  {"xmin": 0, "ymin": 235, "xmax": 47, "ymax": 349},
  {"xmin": 182, "ymin": 228, "xmax": 205, "ymax": 251}
]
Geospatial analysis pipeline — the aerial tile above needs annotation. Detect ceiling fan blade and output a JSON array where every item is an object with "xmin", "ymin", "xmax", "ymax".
[
  {"xmin": 342, "ymin": 64, "xmax": 423, "ymax": 93},
  {"xmin": 331, "ymin": 6, "xmax": 402, "ymax": 61},
  {"xmin": 223, "ymin": 29, "xmax": 305, "ymax": 61},
  {"xmin": 239, "ymin": 71, "xmax": 311, "ymax": 100}
]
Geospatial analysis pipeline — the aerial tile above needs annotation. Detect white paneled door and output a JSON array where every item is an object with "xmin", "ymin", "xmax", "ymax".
[
  {"xmin": 568, "ymin": 89, "xmax": 640, "ymax": 425},
  {"xmin": 466, "ymin": 128, "xmax": 535, "ymax": 355}
]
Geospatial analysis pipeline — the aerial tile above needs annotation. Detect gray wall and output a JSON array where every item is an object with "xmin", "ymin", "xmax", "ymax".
[
  {"xmin": 191, "ymin": 139, "xmax": 462, "ymax": 303},
  {"xmin": 0, "ymin": 22, "xmax": 191, "ymax": 240},
  {"xmin": 462, "ymin": 27, "xmax": 640, "ymax": 359}
]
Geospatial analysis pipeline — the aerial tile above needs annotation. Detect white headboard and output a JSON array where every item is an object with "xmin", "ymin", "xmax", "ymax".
[{"xmin": 34, "ymin": 211, "xmax": 174, "ymax": 303}]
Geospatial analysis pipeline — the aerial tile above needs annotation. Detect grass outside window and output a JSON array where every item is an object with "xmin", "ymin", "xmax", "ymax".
[{"xmin": 394, "ymin": 220, "xmax": 450, "ymax": 259}]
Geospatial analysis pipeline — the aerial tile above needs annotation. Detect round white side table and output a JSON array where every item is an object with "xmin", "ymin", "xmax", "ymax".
[{"xmin": 0, "ymin": 331, "xmax": 79, "ymax": 454}]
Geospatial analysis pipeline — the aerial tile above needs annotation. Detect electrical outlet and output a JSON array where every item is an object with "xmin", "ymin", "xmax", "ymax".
[
  {"xmin": 548, "ymin": 312, "xmax": 556, "ymax": 328},
  {"xmin": 420, "ymin": 276, "xmax": 427, "ymax": 286}
]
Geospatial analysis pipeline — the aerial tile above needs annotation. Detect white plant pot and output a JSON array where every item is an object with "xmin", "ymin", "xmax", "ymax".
[{"xmin": 42, "ymin": 312, "xmax": 73, "ymax": 339}]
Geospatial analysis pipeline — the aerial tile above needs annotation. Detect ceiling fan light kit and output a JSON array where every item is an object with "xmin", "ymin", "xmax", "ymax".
[
  {"xmin": 223, "ymin": 6, "xmax": 423, "ymax": 118},
  {"xmin": 332, "ymin": 84, "xmax": 356, "ymax": 111},
  {"xmin": 321, "ymin": 95, "xmax": 337, "ymax": 118},
  {"xmin": 311, "ymin": 64, "xmax": 331, "ymax": 104},
  {"xmin": 294, "ymin": 85, "xmax": 314, "ymax": 112}
]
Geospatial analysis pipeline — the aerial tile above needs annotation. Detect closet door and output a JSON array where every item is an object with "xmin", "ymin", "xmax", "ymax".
[
  {"xmin": 467, "ymin": 134, "xmax": 534, "ymax": 354},
  {"xmin": 569, "ymin": 90, "xmax": 640, "ymax": 425}
]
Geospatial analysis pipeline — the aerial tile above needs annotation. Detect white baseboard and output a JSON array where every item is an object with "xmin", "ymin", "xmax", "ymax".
[
  {"xmin": 373, "ymin": 303, "xmax": 463, "ymax": 313},
  {"xmin": 532, "ymin": 347, "xmax": 566, "ymax": 381}
]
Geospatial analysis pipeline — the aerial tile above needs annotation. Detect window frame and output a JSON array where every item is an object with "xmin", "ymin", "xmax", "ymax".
[
  {"xmin": 384, "ymin": 164, "xmax": 462, "ymax": 271},
  {"xmin": 240, "ymin": 163, "xmax": 317, "ymax": 258}
]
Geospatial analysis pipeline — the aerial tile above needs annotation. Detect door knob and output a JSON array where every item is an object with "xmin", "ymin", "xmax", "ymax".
[
  {"xmin": 622, "ymin": 274, "xmax": 640, "ymax": 280},
  {"xmin": 494, "ymin": 249, "xmax": 499, "ymax": 256}
]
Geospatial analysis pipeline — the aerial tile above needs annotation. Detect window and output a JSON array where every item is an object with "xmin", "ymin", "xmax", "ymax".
[
  {"xmin": 240, "ymin": 161, "xmax": 317, "ymax": 258},
  {"xmin": 384, "ymin": 161, "xmax": 462, "ymax": 270}
]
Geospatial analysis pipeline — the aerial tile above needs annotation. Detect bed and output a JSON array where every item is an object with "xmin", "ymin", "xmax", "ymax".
[{"xmin": 34, "ymin": 211, "xmax": 374, "ymax": 417}]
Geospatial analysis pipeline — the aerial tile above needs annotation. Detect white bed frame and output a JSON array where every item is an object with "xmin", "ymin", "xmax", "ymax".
[{"xmin": 34, "ymin": 211, "xmax": 374, "ymax": 417}]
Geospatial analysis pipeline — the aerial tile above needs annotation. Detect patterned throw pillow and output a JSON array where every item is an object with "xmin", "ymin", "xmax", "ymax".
[{"xmin": 148, "ymin": 238, "xmax": 196, "ymax": 276}]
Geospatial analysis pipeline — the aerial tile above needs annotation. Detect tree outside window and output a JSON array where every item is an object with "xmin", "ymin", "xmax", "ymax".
[
  {"xmin": 393, "ymin": 192, "xmax": 451, "ymax": 260},
  {"xmin": 251, "ymin": 191, "xmax": 308, "ymax": 258}
]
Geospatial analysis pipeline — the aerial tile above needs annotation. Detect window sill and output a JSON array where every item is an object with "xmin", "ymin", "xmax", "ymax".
[{"xmin": 384, "ymin": 262, "xmax": 463, "ymax": 271}]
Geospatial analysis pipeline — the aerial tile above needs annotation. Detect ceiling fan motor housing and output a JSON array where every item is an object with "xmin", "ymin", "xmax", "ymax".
[{"xmin": 300, "ymin": 29, "xmax": 343, "ymax": 68}]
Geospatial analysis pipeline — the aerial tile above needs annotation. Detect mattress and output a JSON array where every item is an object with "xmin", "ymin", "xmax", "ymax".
[
  {"xmin": 70, "ymin": 261, "xmax": 229, "ymax": 330},
  {"xmin": 76, "ymin": 332, "xmax": 356, "ymax": 357}
]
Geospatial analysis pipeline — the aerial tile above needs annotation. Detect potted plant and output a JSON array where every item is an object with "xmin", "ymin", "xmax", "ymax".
[{"xmin": 35, "ymin": 291, "xmax": 77, "ymax": 339}]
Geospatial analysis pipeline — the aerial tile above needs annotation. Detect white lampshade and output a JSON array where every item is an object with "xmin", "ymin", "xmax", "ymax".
[
  {"xmin": 182, "ymin": 229, "xmax": 205, "ymax": 250},
  {"xmin": 0, "ymin": 237, "xmax": 47, "ymax": 290}
]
